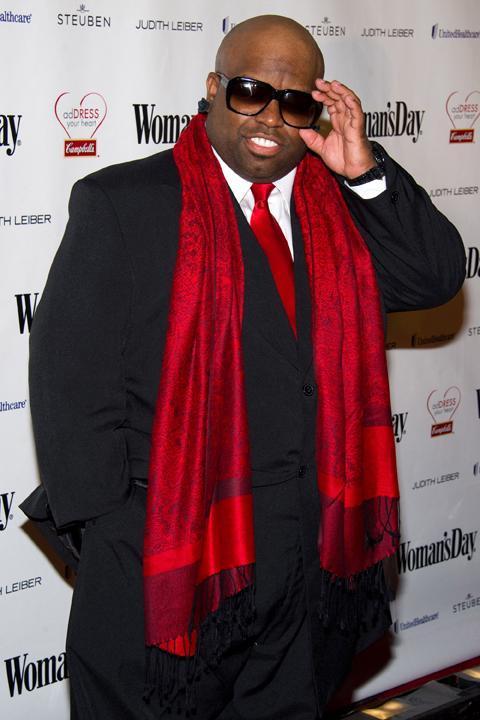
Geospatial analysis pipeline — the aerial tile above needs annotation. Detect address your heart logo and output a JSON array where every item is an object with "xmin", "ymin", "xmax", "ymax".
[
  {"xmin": 427, "ymin": 386, "xmax": 461, "ymax": 437},
  {"xmin": 445, "ymin": 90, "xmax": 480, "ymax": 143},
  {"xmin": 54, "ymin": 91, "xmax": 108, "ymax": 157}
]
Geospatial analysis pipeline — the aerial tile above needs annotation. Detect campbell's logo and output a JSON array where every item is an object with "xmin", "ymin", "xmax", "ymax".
[
  {"xmin": 54, "ymin": 91, "xmax": 107, "ymax": 156},
  {"xmin": 446, "ymin": 91, "xmax": 479, "ymax": 143},
  {"xmin": 4, "ymin": 651, "xmax": 68, "ymax": 697},
  {"xmin": 54, "ymin": 92, "xmax": 107, "ymax": 157},
  {"xmin": 364, "ymin": 101, "xmax": 425, "ymax": 143},
  {"xmin": 54, "ymin": 91, "xmax": 107, "ymax": 157},
  {"xmin": 133, "ymin": 105, "xmax": 192, "ymax": 145},
  {"xmin": 0, "ymin": 113, "xmax": 22, "ymax": 156},
  {"xmin": 397, "ymin": 527, "xmax": 477, "ymax": 574},
  {"xmin": 449, "ymin": 129, "xmax": 474, "ymax": 143},
  {"xmin": 0, "ymin": 492, "xmax": 15, "ymax": 532},
  {"xmin": 427, "ymin": 385, "xmax": 461, "ymax": 437}
]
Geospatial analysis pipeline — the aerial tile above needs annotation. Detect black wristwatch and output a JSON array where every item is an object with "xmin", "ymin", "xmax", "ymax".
[{"xmin": 346, "ymin": 142, "xmax": 386, "ymax": 186}]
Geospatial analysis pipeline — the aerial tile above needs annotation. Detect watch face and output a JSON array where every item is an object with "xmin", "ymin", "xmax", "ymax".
[
  {"xmin": 369, "ymin": 166, "xmax": 386, "ymax": 180},
  {"xmin": 348, "ymin": 165, "xmax": 385, "ymax": 186},
  {"xmin": 371, "ymin": 141, "xmax": 385, "ymax": 167}
]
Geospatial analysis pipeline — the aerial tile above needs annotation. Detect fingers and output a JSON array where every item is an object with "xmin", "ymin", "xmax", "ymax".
[
  {"xmin": 313, "ymin": 79, "xmax": 361, "ymax": 105},
  {"xmin": 298, "ymin": 128, "xmax": 325, "ymax": 155},
  {"xmin": 312, "ymin": 79, "xmax": 364, "ymax": 130}
]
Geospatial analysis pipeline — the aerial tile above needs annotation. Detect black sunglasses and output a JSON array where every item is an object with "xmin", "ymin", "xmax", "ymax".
[{"xmin": 216, "ymin": 73, "xmax": 320, "ymax": 129}]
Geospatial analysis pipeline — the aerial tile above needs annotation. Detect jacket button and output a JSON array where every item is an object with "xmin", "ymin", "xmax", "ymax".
[
  {"xmin": 303, "ymin": 383, "xmax": 314, "ymax": 396},
  {"xmin": 391, "ymin": 190, "xmax": 399, "ymax": 203},
  {"xmin": 298, "ymin": 465, "xmax": 307, "ymax": 478}
]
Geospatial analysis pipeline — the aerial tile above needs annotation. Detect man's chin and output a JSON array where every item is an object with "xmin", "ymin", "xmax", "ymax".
[
  {"xmin": 238, "ymin": 144, "xmax": 306, "ymax": 183},
  {"xmin": 233, "ymin": 153, "xmax": 288, "ymax": 184}
]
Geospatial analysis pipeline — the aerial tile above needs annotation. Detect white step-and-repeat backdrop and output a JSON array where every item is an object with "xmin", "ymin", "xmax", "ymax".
[{"xmin": 1, "ymin": 1, "xmax": 479, "ymax": 717}]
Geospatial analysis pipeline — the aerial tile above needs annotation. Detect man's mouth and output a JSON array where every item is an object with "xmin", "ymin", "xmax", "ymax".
[{"xmin": 245, "ymin": 135, "xmax": 282, "ymax": 155}]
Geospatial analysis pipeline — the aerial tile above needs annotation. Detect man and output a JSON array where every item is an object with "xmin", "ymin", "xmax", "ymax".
[{"xmin": 22, "ymin": 14, "xmax": 465, "ymax": 720}]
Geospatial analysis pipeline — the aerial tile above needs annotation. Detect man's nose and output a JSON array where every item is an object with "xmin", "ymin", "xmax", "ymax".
[{"xmin": 255, "ymin": 99, "xmax": 284, "ymax": 127}]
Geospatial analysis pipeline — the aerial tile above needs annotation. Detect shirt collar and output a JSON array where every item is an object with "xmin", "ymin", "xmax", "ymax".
[{"xmin": 212, "ymin": 147, "xmax": 297, "ymax": 210}]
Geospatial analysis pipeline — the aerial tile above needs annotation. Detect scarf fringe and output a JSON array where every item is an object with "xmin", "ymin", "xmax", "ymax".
[
  {"xmin": 143, "ymin": 581, "xmax": 255, "ymax": 715},
  {"xmin": 317, "ymin": 561, "xmax": 386, "ymax": 635},
  {"xmin": 317, "ymin": 497, "xmax": 400, "ymax": 635}
]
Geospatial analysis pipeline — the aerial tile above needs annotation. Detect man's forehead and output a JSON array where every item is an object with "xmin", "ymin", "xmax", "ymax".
[
  {"xmin": 223, "ymin": 57, "xmax": 317, "ymax": 92},
  {"xmin": 222, "ymin": 39, "xmax": 318, "ymax": 77},
  {"xmin": 226, "ymin": 32, "xmax": 312, "ymax": 59}
]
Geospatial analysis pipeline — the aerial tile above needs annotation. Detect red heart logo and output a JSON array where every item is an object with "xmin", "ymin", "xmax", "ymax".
[
  {"xmin": 427, "ymin": 386, "xmax": 461, "ymax": 424},
  {"xmin": 445, "ymin": 90, "xmax": 480, "ymax": 129},
  {"xmin": 54, "ymin": 91, "xmax": 108, "ymax": 139}
]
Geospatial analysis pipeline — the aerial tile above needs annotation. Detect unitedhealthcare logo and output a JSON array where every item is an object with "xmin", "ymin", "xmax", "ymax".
[
  {"xmin": 432, "ymin": 23, "xmax": 480, "ymax": 39},
  {"xmin": 222, "ymin": 16, "xmax": 236, "ymax": 34},
  {"xmin": 393, "ymin": 611, "xmax": 439, "ymax": 633}
]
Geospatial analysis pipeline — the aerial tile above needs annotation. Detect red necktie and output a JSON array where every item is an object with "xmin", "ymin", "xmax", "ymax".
[{"xmin": 250, "ymin": 183, "xmax": 297, "ymax": 337}]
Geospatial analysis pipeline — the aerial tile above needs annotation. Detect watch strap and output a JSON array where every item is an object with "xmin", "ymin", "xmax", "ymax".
[{"xmin": 346, "ymin": 142, "xmax": 386, "ymax": 186}]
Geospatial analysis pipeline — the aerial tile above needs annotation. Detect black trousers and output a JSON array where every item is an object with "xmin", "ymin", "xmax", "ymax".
[{"xmin": 67, "ymin": 477, "xmax": 320, "ymax": 719}]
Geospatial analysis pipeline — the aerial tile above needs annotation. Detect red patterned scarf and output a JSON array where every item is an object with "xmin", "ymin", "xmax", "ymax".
[{"xmin": 143, "ymin": 113, "xmax": 399, "ymax": 703}]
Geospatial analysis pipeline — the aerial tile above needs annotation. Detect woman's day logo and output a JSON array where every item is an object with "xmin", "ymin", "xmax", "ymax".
[{"xmin": 54, "ymin": 92, "xmax": 107, "ymax": 157}]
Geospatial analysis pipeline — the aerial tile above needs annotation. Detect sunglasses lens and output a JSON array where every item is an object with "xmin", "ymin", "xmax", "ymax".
[
  {"xmin": 227, "ymin": 79, "xmax": 272, "ymax": 115},
  {"xmin": 281, "ymin": 92, "xmax": 318, "ymax": 128},
  {"xmin": 225, "ymin": 76, "xmax": 319, "ymax": 128}
]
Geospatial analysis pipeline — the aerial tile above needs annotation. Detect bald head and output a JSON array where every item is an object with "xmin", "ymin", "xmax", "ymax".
[{"xmin": 216, "ymin": 15, "xmax": 324, "ymax": 79}]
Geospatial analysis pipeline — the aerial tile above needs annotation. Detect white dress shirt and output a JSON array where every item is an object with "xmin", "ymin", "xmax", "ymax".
[{"xmin": 213, "ymin": 148, "xmax": 386, "ymax": 258}]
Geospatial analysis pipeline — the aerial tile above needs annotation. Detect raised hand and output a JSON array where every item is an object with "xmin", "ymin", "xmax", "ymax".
[{"xmin": 299, "ymin": 79, "xmax": 376, "ymax": 179}]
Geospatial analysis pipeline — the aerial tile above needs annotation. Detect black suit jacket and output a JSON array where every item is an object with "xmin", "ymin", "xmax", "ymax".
[
  {"xmin": 21, "ymin": 147, "xmax": 465, "ymax": 705},
  {"xmin": 23, "ymin": 148, "xmax": 465, "ymax": 524}
]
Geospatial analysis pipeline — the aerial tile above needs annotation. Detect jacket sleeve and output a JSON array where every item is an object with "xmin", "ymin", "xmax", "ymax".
[
  {"xmin": 27, "ymin": 177, "xmax": 133, "ymax": 529},
  {"xmin": 337, "ymin": 151, "xmax": 466, "ymax": 313}
]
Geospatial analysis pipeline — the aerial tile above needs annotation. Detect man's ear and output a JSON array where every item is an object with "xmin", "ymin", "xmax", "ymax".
[{"xmin": 206, "ymin": 72, "xmax": 220, "ymax": 103}]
